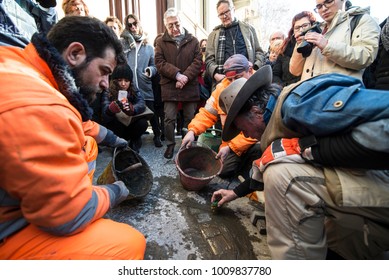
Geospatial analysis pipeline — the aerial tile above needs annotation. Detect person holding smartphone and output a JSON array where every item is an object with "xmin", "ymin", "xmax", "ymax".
[{"xmin": 101, "ymin": 64, "xmax": 150, "ymax": 153}]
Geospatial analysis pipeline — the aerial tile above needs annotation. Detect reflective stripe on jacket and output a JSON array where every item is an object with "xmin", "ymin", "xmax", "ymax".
[
  {"xmin": 188, "ymin": 78, "xmax": 258, "ymax": 156},
  {"xmin": 0, "ymin": 44, "xmax": 111, "ymax": 240}
]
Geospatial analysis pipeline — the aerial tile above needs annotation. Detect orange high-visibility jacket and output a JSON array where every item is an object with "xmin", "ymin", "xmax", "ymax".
[
  {"xmin": 0, "ymin": 44, "xmax": 112, "ymax": 241},
  {"xmin": 188, "ymin": 78, "xmax": 258, "ymax": 156}
]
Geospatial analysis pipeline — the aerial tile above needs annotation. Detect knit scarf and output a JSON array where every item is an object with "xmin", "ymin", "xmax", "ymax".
[
  {"xmin": 216, "ymin": 20, "xmax": 239, "ymax": 74},
  {"xmin": 31, "ymin": 33, "xmax": 93, "ymax": 121},
  {"xmin": 381, "ymin": 17, "xmax": 389, "ymax": 52}
]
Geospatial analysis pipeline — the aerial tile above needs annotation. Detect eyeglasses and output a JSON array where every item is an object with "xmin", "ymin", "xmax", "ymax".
[
  {"xmin": 314, "ymin": 0, "xmax": 335, "ymax": 13},
  {"xmin": 128, "ymin": 21, "xmax": 138, "ymax": 28},
  {"xmin": 218, "ymin": 9, "xmax": 231, "ymax": 19},
  {"xmin": 167, "ymin": 22, "xmax": 180, "ymax": 30},
  {"xmin": 293, "ymin": 22, "xmax": 311, "ymax": 32}
]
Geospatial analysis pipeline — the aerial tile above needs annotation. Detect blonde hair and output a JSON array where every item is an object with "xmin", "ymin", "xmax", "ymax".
[
  {"xmin": 62, "ymin": 0, "xmax": 90, "ymax": 16},
  {"xmin": 105, "ymin": 16, "xmax": 124, "ymax": 34}
]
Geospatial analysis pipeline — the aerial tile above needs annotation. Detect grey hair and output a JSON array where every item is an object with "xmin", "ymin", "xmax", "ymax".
[
  {"xmin": 163, "ymin": 8, "xmax": 180, "ymax": 25},
  {"xmin": 216, "ymin": 0, "xmax": 234, "ymax": 9}
]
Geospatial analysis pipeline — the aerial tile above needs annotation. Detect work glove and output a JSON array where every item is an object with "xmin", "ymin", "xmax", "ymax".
[
  {"xmin": 255, "ymin": 137, "xmax": 316, "ymax": 172},
  {"xmin": 108, "ymin": 100, "xmax": 123, "ymax": 114},
  {"xmin": 37, "ymin": 0, "xmax": 57, "ymax": 8},
  {"xmin": 106, "ymin": 181, "xmax": 130, "ymax": 208},
  {"xmin": 113, "ymin": 136, "xmax": 129, "ymax": 148},
  {"xmin": 122, "ymin": 102, "xmax": 135, "ymax": 116}
]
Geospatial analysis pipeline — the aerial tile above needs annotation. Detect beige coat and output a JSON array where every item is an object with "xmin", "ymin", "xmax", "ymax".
[{"xmin": 290, "ymin": 7, "xmax": 380, "ymax": 81}]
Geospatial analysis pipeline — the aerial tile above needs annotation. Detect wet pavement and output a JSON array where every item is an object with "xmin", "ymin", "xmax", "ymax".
[{"xmin": 93, "ymin": 132, "xmax": 271, "ymax": 260}]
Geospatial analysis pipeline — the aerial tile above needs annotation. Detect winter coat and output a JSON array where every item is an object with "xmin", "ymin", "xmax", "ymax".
[
  {"xmin": 125, "ymin": 36, "xmax": 157, "ymax": 101},
  {"xmin": 101, "ymin": 86, "xmax": 146, "ymax": 125},
  {"xmin": 0, "ymin": 43, "xmax": 117, "ymax": 241},
  {"xmin": 289, "ymin": 7, "xmax": 380, "ymax": 81},
  {"xmin": 206, "ymin": 20, "xmax": 265, "ymax": 79},
  {"xmin": 154, "ymin": 29, "xmax": 202, "ymax": 102},
  {"xmin": 0, "ymin": 0, "xmax": 57, "ymax": 47},
  {"xmin": 188, "ymin": 78, "xmax": 258, "ymax": 156}
]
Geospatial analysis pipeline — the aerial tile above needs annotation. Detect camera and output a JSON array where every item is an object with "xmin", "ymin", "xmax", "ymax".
[{"xmin": 296, "ymin": 22, "xmax": 322, "ymax": 58}]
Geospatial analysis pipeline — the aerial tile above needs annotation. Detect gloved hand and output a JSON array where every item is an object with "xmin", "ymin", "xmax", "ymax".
[
  {"xmin": 122, "ymin": 102, "xmax": 135, "ymax": 116},
  {"xmin": 108, "ymin": 101, "xmax": 123, "ymax": 114},
  {"xmin": 37, "ymin": 0, "xmax": 57, "ymax": 8},
  {"xmin": 108, "ymin": 181, "xmax": 130, "ymax": 208},
  {"xmin": 113, "ymin": 136, "xmax": 129, "ymax": 148},
  {"xmin": 255, "ymin": 138, "xmax": 306, "ymax": 172}
]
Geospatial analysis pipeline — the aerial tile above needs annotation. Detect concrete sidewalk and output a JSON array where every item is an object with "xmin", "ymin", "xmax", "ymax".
[{"xmin": 93, "ymin": 133, "xmax": 271, "ymax": 260}]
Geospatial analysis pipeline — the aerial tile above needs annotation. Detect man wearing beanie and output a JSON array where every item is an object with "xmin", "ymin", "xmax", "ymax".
[{"xmin": 181, "ymin": 54, "xmax": 261, "ymax": 180}]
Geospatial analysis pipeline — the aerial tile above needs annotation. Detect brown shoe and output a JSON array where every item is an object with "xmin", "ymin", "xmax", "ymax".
[{"xmin": 164, "ymin": 144, "xmax": 175, "ymax": 159}]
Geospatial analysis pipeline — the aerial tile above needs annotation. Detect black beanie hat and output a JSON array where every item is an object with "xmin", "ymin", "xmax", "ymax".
[{"xmin": 111, "ymin": 64, "xmax": 133, "ymax": 82}]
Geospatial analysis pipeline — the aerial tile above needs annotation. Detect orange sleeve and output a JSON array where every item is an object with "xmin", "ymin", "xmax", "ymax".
[{"xmin": 0, "ymin": 105, "xmax": 110, "ymax": 235}]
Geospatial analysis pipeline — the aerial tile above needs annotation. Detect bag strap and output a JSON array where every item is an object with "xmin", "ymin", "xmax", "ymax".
[{"xmin": 350, "ymin": 14, "xmax": 363, "ymax": 41}]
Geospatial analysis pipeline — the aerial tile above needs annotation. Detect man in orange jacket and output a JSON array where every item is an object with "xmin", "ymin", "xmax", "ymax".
[
  {"xmin": 181, "ymin": 54, "xmax": 261, "ymax": 180},
  {"xmin": 0, "ymin": 16, "xmax": 146, "ymax": 259}
]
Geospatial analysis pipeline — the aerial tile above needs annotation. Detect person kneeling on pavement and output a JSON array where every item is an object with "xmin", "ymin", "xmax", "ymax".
[
  {"xmin": 102, "ymin": 64, "xmax": 152, "ymax": 153},
  {"xmin": 181, "ymin": 54, "xmax": 261, "ymax": 180},
  {"xmin": 212, "ymin": 65, "xmax": 389, "ymax": 259},
  {"xmin": 0, "ymin": 16, "xmax": 145, "ymax": 260}
]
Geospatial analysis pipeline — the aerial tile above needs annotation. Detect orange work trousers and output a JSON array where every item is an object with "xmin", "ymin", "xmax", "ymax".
[
  {"xmin": 0, "ymin": 137, "xmax": 146, "ymax": 259},
  {"xmin": 0, "ymin": 219, "xmax": 146, "ymax": 259}
]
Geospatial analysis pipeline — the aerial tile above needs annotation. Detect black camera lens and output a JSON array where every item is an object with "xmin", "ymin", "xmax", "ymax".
[{"xmin": 297, "ymin": 41, "xmax": 314, "ymax": 57}]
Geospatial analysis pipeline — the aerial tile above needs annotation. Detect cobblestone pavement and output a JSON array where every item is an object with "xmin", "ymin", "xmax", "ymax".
[{"xmin": 93, "ymin": 132, "xmax": 271, "ymax": 260}]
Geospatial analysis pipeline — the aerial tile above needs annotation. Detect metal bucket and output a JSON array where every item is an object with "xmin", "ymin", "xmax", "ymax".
[
  {"xmin": 97, "ymin": 147, "xmax": 153, "ymax": 199},
  {"xmin": 175, "ymin": 142, "xmax": 223, "ymax": 191},
  {"xmin": 197, "ymin": 128, "xmax": 222, "ymax": 153}
]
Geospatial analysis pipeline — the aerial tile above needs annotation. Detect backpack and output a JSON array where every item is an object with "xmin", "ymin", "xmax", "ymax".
[{"xmin": 282, "ymin": 73, "xmax": 389, "ymax": 136}]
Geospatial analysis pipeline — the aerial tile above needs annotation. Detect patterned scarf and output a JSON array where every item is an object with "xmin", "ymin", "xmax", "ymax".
[
  {"xmin": 381, "ymin": 17, "xmax": 389, "ymax": 52},
  {"xmin": 31, "ymin": 33, "xmax": 93, "ymax": 121},
  {"xmin": 216, "ymin": 20, "xmax": 239, "ymax": 74}
]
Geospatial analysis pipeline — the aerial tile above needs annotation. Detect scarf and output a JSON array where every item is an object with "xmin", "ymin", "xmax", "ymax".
[
  {"xmin": 31, "ymin": 33, "xmax": 93, "ymax": 121},
  {"xmin": 216, "ymin": 20, "xmax": 239, "ymax": 74},
  {"xmin": 381, "ymin": 17, "xmax": 389, "ymax": 52}
]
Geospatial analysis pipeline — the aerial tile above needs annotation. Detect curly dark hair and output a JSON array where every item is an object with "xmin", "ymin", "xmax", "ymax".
[{"xmin": 47, "ymin": 16, "xmax": 125, "ymax": 65}]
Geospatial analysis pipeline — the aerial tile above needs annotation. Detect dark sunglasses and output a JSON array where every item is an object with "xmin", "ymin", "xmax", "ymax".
[{"xmin": 128, "ymin": 21, "xmax": 138, "ymax": 28}]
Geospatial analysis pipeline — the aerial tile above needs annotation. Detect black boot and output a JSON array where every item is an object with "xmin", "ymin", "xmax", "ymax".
[
  {"xmin": 164, "ymin": 144, "xmax": 175, "ymax": 159},
  {"xmin": 153, "ymin": 135, "xmax": 163, "ymax": 147},
  {"xmin": 130, "ymin": 137, "xmax": 142, "ymax": 153}
]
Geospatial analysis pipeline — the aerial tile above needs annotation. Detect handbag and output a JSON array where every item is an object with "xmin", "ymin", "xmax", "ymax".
[{"xmin": 115, "ymin": 106, "xmax": 154, "ymax": 126}]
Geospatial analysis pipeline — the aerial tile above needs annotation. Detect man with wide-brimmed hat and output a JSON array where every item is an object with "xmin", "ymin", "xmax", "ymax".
[
  {"xmin": 181, "ymin": 54, "xmax": 261, "ymax": 180},
  {"xmin": 212, "ymin": 65, "xmax": 389, "ymax": 259}
]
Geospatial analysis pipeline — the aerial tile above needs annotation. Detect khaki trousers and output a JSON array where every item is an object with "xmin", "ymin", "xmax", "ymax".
[{"xmin": 263, "ymin": 163, "xmax": 389, "ymax": 259}]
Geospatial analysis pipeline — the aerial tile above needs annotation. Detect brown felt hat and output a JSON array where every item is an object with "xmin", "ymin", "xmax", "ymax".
[{"xmin": 220, "ymin": 65, "xmax": 272, "ymax": 141}]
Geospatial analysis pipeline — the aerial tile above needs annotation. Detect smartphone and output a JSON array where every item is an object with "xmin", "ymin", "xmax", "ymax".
[{"xmin": 118, "ymin": 90, "xmax": 127, "ymax": 102}]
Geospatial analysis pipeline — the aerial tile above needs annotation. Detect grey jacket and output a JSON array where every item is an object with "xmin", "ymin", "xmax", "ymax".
[
  {"xmin": 125, "ymin": 37, "xmax": 157, "ymax": 101},
  {"xmin": 0, "ymin": 0, "xmax": 57, "ymax": 47}
]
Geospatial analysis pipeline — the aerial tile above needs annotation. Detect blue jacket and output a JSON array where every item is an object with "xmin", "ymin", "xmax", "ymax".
[
  {"xmin": 281, "ymin": 73, "xmax": 389, "ymax": 145},
  {"xmin": 0, "ymin": 0, "xmax": 57, "ymax": 47},
  {"xmin": 125, "ymin": 37, "xmax": 157, "ymax": 101}
]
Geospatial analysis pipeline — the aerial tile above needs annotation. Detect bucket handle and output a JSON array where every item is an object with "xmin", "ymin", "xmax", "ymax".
[
  {"xmin": 112, "ymin": 147, "xmax": 142, "ymax": 174},
  {"xmin": 174, "ymin": 141, "xmax": 213, "ymax": 163},
  {"xmin": 205, "ymin": 128, "xmax": 222, "ymax": 135}
]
